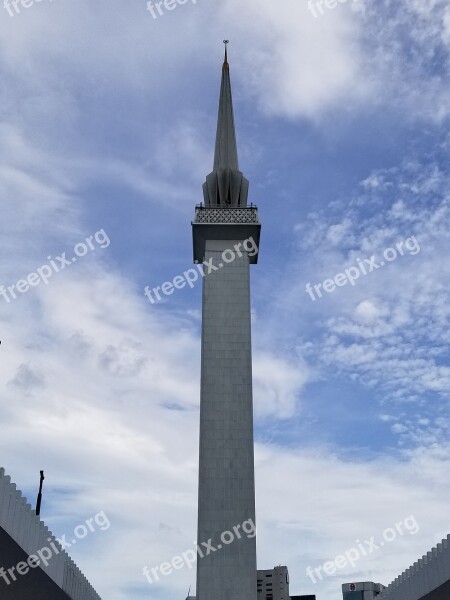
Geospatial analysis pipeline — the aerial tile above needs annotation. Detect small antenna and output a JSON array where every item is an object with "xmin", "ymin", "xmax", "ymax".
[
  {"xmin": 186, "ymin": 584, "xmax": 191, "ymax": 599},
  {"xmin": 35, "ymin": 470, "xmax": 45, "ymax": 516}
]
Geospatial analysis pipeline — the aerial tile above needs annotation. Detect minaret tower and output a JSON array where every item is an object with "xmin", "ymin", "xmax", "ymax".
[{"xmin": 192, "ymin": 42, "xmax": 261, "ymax": 600}]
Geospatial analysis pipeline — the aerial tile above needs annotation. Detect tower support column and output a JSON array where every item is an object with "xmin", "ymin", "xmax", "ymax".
[
  {"xmin": 196, "ymin": 237, "xmax": 257, "ymax": 600},
  {"xmin": 192, "ymin": 41, "xmax": 261, "ymax": 600}
]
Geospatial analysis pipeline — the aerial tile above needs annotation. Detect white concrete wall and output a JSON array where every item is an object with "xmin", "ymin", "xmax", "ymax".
[
  {"xmin": 378, "ymin": 535, "xmax": 450, "ymax": 600},
  {"xmin": 0, "ymin": 468, "xmax": 101, "ymax": 600}
]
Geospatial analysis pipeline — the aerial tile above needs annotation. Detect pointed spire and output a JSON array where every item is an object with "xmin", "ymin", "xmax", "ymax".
[
  {"xmin": 203, "ymin": 41, "xmax": 249, "ymax": 207},
  {"xmin": 213, "ymin": 40, "xmax": 239, "ymax": 172}
]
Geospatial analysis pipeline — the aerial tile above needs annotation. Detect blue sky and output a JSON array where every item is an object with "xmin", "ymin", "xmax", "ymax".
[{"xmin": 0, "ymin": 0, "xmax": 450, "ymax": 598}]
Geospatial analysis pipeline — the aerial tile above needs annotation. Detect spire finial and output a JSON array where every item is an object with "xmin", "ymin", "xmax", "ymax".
[{"xmin": 223, "ymin": 40, "xmax": 229, "ymax": 68}]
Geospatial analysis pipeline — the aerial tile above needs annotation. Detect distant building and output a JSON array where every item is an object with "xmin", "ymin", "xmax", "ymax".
[
  {"xmin": 188, "ymin": 564, "xmax": 314, "ymax": 600},
  {"xmin": 257, "ymin": 566, "xmax": 290, "ymax": 600},
  {"xmin": 342, "ymin": 582, "xmax": 386, "ymax": 600}
]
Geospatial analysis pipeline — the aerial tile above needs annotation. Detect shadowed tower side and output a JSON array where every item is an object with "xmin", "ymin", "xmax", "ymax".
[{"xmin": 192, "ymin": 42, "xmax": 261, "ymax": 600}]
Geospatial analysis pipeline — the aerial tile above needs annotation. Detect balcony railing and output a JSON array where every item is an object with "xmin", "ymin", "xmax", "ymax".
[{"xmin": 193, "ymin": 204, "xmax": 260, "ymax": 225}]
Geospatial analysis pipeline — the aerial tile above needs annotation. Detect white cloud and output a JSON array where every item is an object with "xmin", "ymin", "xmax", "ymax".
[
  {"xmin": 255, "ymin": 442, "xmax": 450, "ymax": 597},
  {"xmin": 220, "ymin": 0, "xmax": 368, "ymax": 119},
  {"xmin": 354, "ymin": 300, "xmax": 387, "ymax": 323},
  {"xmin": 254, "ymin": 353, "xmax": 309, "ymax": 419}
]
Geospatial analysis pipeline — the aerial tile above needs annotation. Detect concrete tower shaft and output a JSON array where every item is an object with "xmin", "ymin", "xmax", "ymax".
[{"xmin": 193, "ymin": 43, "xmax": 260, "ymax": 600}]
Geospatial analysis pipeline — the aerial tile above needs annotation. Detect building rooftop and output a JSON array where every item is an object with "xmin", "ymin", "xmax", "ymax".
[{"xmin": 0, "ymin": 468, "xmax": 101, "ymax": 600}]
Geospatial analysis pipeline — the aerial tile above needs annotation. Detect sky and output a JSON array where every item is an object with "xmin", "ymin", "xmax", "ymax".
[{"xmin": 0, "ymin": 0, "xmax": 450, "ymax": 598}]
